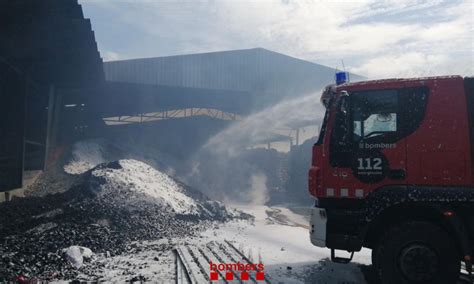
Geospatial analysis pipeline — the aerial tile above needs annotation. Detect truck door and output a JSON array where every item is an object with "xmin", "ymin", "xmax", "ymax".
[
  {"xmin": 405, "ymin": 79, "xmax": 471, "ymax": 185},
  {"xmin": 326, "ymin": 88, "xmax": 416, "ymax": 197}
]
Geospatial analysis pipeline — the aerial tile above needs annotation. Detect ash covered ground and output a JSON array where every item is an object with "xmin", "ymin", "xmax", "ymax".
[
  {"xmin": 0, "ymin": 139, "xmax": 375, "ymax": 283},
  {"xmin": 0, "ymin": 140, "xmax": 247, "ymax": 281}
]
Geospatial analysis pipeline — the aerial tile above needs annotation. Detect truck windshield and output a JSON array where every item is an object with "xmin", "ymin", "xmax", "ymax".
[{"xmin": 351, "ymin": 90, "xmax": 398, "ymax": 141}]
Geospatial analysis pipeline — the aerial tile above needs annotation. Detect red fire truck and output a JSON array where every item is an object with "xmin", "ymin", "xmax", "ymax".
[{"xmin": 308, "ymin": 75, "xmax": 474, "ymax": 283}]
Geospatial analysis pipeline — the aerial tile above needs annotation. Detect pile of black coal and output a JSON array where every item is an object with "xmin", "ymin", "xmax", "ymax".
[{"xmin": 0, "ymin": 159, "xmax": 245, "ymax": 281}]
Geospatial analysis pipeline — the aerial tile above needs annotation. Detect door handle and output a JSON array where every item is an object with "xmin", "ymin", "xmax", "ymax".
[{"xmin": 389, "ymin": 169, "xmax": 406, "ymax": 180}]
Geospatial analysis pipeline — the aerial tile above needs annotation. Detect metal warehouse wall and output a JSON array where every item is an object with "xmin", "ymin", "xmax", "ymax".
[
  {"xmin": 0, "ymin": 0, "xmax": 104, "ymax": 184},
  {"xmin": 99, "ymin": 82, "xmax": 254, "ymax": 117},
  {"xmin": 104, "ymin": 48, "xmax": 364, "ymax": 102},
  {"xmin": 0, "ymin": 0, "xmax": 104, "ymax": 89},
  {"xmin": 0, "ymin": 60, "xmax": 27, "ymax": 191}
]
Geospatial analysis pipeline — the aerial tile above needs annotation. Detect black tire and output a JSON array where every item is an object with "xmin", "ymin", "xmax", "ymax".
[
  {"xmin": 371, "ymin": 239, "xmax": 380, "ymax": 271},
  {"xmin": 371, "ymin": 241, "xmax": 382, "ymax": 283},
  {"xmin": 375, "ymin": 221, "xmax": 460, "ymax": 284}
]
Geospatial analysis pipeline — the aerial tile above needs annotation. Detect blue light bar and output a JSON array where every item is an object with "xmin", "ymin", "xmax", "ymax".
[{"xmin": 335, "ymin": 71, "xmax": 349, "ymax": 85}]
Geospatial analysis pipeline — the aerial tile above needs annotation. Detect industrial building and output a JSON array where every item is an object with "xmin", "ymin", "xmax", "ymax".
[
  {"xmin": 0, "ymin": 0, "xmax": 362, "ymax": 199},
  {"xmin": 102, "ymin": 48, "xmax": 361, "ymax": 119},
  {"xmin": 99, "ymin": 48, "xmax": 362, "ymax": 154}
]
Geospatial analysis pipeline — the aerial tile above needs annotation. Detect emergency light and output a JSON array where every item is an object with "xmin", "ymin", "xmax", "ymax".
[{"xmin": 335, "ymin": 71, "xmax": 349, "ymax": 85}]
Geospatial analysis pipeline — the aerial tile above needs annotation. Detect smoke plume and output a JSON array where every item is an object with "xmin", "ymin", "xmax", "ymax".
[{"xmin": 186, "ymin": 92, "xmax": 325, "ymax": 204}]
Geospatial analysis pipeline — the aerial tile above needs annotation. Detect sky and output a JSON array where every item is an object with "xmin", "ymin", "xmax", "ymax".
[{"xmin": 80, "ymin": 0, "xmax": 473, "ymax": 79}]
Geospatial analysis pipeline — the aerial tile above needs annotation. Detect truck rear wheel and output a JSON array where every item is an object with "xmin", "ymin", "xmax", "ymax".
[
  {"xmin": 371, "ymin": 239, "xmax": 381, "ymax": 270},
  {"xmin": 375, "ymin": 221, "xmax": 460, "ymax": 284}
]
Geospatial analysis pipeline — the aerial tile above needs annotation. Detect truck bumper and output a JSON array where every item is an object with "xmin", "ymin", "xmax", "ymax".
[
  {"xmin": 310, "ymin": 202, "xmax": 365, "ymax": 251},
  {"xmin": 310, "ymin": 207, "xmax": 327, "ymax": 247}
]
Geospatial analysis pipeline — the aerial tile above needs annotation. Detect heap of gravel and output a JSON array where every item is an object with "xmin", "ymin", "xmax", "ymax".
[{"xmin": 0, "ymin": 160, "xmax": 246, "ymax": 281}]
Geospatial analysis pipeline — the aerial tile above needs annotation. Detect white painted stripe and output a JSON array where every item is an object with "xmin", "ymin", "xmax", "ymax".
[{"xmin": 326, "ymin": 188, "xmax": 334, "ymax": 197}]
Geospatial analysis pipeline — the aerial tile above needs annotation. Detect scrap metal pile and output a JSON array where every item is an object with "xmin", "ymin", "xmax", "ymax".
[{"xmin": 0, "ymin": 158, "xmax": 243, "ymax": 281}]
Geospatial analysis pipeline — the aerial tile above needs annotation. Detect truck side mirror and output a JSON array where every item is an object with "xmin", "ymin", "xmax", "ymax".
[
  {"xmin": 336, "ymin": 95, "xmax": 351, "ymax": 149},
  {"xmin": 339, "ymin": 91, "xmax": 349, "ymax": 114},
  {"xmin": 330, "ymin": 95, "xmax": 353, "ymax": 167}
]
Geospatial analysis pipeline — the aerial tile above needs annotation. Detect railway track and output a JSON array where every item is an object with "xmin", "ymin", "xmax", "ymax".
[{"xmin": 174, "ymin": 240, "xmax": 271, "ymax": 283}]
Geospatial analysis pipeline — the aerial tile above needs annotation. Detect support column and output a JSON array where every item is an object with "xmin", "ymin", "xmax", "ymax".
[{"xmin": 295, "ymin": 128, "xmax": 300, "ymax": 146}]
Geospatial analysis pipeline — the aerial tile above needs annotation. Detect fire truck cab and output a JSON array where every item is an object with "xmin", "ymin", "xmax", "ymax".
[{"xmin": 309, "ymin": 75, "xmax": 474, "ymax": 283}]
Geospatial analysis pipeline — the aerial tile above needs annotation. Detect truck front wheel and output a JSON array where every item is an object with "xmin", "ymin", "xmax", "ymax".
[{"xmin": 375, "ymin": 221, "xmax": 460, "ymax": 284}]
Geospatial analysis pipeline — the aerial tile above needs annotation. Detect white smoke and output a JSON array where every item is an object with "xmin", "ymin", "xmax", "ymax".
[
  {"xmin": 248, "ymin": 173, "xmax": 269, "ymax": 206},
  {"xmin": 187, "ymin": 92, "xmax": 326, "ymax": 204}
]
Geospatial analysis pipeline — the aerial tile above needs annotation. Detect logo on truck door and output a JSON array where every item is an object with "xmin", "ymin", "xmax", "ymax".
[{"xmin": 352, "ymin": 151, "xmax": 388, "ymax": 183}]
